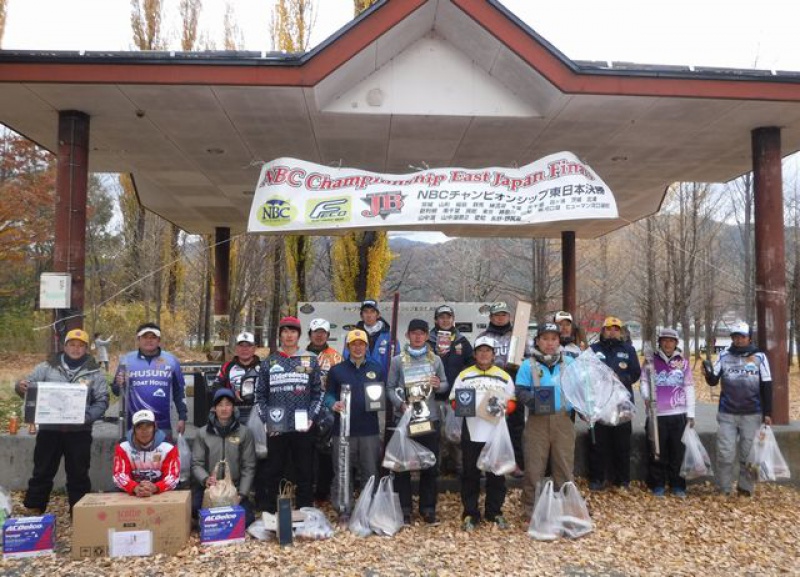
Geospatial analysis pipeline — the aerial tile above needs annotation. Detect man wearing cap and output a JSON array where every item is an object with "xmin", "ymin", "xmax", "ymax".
[
  {"xmin": 428, "ymin": 304, "xmax": 474, "ymax": 475},
  {"xmin": 554, "ymin": 311, "xmax": 584, "ymax": 359},
  {"xmin": 113, "ymin": 409, "xmax": 180, "ymax": 497},
  {"xmin": 213, "ymin": 331, "xmax": 261, "ymax": 425},
  {"xmin": 640, "ymin": 327, "xmax": 695, "ymax": 497},
  {"xmin": 15, "ymin": 328, "xmax": 109, "ymax": 513},
  {"xmin": 478, "ymin": 301, "xmax": 525, "ymax": 477},
  {"xmin": 324, "ymin": 329, "xmax": 385, "ymax": 525},
  {"xmin": 348, "ymin": 300, "xmax": 393, "ymax": 376},
  {"xmin": 449, "ymin": 335, "xmax": 516, "ymax": 531},
  {"xmin": 589, "ymin": 316, "xmax": 641, "ymax": 490},
  {"xmin": 112, "ymin": 322, "xmax": 187, "ymax": 438},
  {"xmin": 387, "ymin": 319, "xmax": 449, "ymax": 525},
  {"xmin": 256, "ymin": 316, "xmax": 323, "ymax": 512},
  {"xmin": 702, "ymin": 322, "xmax": 772, "ymax": 497},
  {"xmin": 306, "ymin": 317, "xmax": 343, "ymax": 505},
  {"xmin": 191, "ymin": 389, "xmax": 257, "ymax": 524}
]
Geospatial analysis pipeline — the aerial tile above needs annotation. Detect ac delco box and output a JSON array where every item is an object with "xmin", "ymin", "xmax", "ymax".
[
  {"xmin": 72, "ymin": 491, "xmax": 191, "ymax": 559},
  {"xmin": 3, "ymin": 514, "xmax": 56, "ymax": 559},
  {"xmin": 199, "ymin": 506, "xmax": 246, "ymax": 546}
]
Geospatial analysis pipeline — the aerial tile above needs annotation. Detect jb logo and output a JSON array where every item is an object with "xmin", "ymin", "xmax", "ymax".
[{"xmin": 361, "ymin": 192, "xmax": 405, "ymax": 219}]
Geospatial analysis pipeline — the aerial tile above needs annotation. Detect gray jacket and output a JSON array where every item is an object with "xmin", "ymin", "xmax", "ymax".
[
  {"xmin": 191, "ymin": 414, "xmax": 257, "ymax": 497},
  {"xmin": 386, "ymin": 347, "xmax": 448, "ymax": 423},
  {"xmin": 16, "ymin": 354, "xmax": 109, "ymax": 432}
]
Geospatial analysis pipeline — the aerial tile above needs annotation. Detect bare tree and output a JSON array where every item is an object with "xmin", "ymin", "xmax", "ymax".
[{"xmin": 0, "ymin": 0, "xmax": 7, "ymax": 48}]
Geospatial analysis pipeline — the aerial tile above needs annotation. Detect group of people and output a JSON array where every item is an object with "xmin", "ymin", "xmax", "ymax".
[{"xmin": 14, "ymin": 304, "xmax": 774, "ymax": 535}]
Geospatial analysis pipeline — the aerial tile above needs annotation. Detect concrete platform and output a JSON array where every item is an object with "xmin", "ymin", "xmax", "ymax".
[{"xmin": 1, "ymin": 400, "xmax": 797, "ymax": 493}]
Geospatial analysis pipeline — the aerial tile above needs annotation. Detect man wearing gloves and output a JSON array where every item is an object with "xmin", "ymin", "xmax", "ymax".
[
  {"xmin": 703, "ymin": 322, "xmax": 772, "ymax": 497},
  {"xmin": 449, "ymin": 336, "xmax": 515, "ymax": 531},
  {"xmin": 15, "ymin": 328, "xmax": 108, "ymax": 514},
  {"xmin": 387, "ymin": 318, "xmax": 448, "ymax": 525},
  {"xmin": 113, "ymin": 409, "xmax": 180, "ymax": 497},
  {"xmin": 192, "ymin": 389, "xmax": 257, "ymax": 525},
  {"xmin": 640, "ymin": 327, "xmax": 696, "ymax": 497}
]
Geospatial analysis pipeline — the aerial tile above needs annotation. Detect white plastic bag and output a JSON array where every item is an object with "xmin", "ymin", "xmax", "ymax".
[
  {"xmin": 247, "ymin": 408, "xmax": 268, "ymax": 459},
  {"xmin": 368, "ymin": 476, "xmax": 404, "ymax": 537},
  {"xmin": 246, "ymin": 519, "xmax": 274, "ymax": 541},
  {"xmin": 349, "ymin": 475, "xmax": 376, "ymax": 537},
  {"xmin": 477, "ymin": 418, "xmax": 516, "ymax": 476},
  {"xmin": 382, "ymin": 411, "xmax": 437, "ymax": 472},
  {"xmin": 177, "ymin": 433, "xmax": 191, "ymax": 484},
  {"xmin": 295, "ymin": 507, "xmax": 334, "ymax": 540},
  {"xmin": 557, "ymin": 482, "xmax": 593, "ymax": 539},
  {"xmin": 444, "ymin": 406, "xmax": 462, "ymax": 443},
  {"xmin": 527, "ymin": 479, "xmax": 563, "ymax": 541},
  {"xmin": 680, "ymin": 425, "xmax": 713, "ymax": 479},
  {"xmin": 202, "ymin": 460, "xmax": 239, "ymax": 508},
  {"xmin": 746, "ymin": 425, "xmax": 791, "ymax": 482}
]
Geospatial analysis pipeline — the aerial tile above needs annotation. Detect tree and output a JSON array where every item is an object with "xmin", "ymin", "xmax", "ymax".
[
  {"xmin": 354, "ymin": 0, "xmax": 378, "ymax": 17},
  {"xmin": 179, "ymin": 0, "xmax": 201, "ymax": 51},
  {"xmin": 130, "ymin": 0, "xmax": 167, "ymax": 50},
  {"xmin": 0, "ymin": 0, "xmax": 7, "ymax": 48},
  {"xmin": 223, "ymin": 1, "xmax": 244, "ymax": 50},
  {"xmin": 270, "ymin": 0, "xmax": 315, "ymax": 52}
]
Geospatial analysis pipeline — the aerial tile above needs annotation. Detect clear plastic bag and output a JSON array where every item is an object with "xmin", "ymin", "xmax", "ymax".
[
  {"xmin": 349, "ymin": 475, "xmax": 376, "ymax": 537},
  {"xmin": 368, "ymin": 475, "xmax": 404, "ymax": 537},
  {"xmin": 444, "ymin": 405, "xmax": 462, "ymax": 443},
  {"xmin": 527, "ymin": 479, "xmax": 562, "ymax": 541},
  {"xmin": 745, "ymin": 425, "xmax": 791, "ymax": 482},
  {"xmin": 561, "ymin": 349, "xmax": 636, "ymax": 427},
  {"xmin": 202, "ymin": 460, "xmax": 239, "ymax": 508},
  {"xmin": 382, "ymin": 411, "xmax": 437, "ymax": 472},
  {"xmin": 477, "ymin": 418, "xmax": 516, "ymax": 476},
  {"xmin": 295, "ymin": 507, "xmax": 334, "ymax": 540},
  {"xmin": 177, "ymin": 433, "xmax": 191, "ymax": 484},
  {"xmin": 557, "ymin": 482, "xmax": 593, "ymax": 539},
  {"xmin": 247, "ymin": 408, "xmax": 268, "ymax": 459},
  {"xmin": 680, "ymin": 425, "xmax": 713, "ymax": 479}
]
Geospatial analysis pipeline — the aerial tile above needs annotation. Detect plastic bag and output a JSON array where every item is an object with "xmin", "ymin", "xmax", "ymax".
[
  {"xmin": 745, "ymin": 425, "xmax": 791, "ymax": 482},
  {"xmin": 368, "ymin": 476, "xmax": 404, "ymax": 537},
  {"xmin": 558, "ymin": 482, "xmax": 593, "ymax": 539},
  {"xmin": 295, "ymin": 507, "xmax": 334, "ymax": 540},
  {"xmin": 177, "ymin": 433, "xmax": 191, "ymax": 484},
  {"xmin": 202, "ymin": 460, "xmax": 239, "ymax": 508},
  {"xmin": 247, "ymin": 407, "xmax": 268, "ymax": 459},
  {"xmin": 349, "ymin": 475, "xmax": 376, "ymax": 537},
  {"xmin": 561, "ymin": 349, "xmax": 636, "ymax": 427},
  {"xmin": 382, "ymin": 411, "xmax": 437, "ymax": 472},
  {"xmin": 477, "ymin": 418, "xmax": 516, "ymax": 476},
  {"xmin": 246, "ymin": 519, "xmax": 275, "ymax": 541},
  {"xmin": 444, "ymin": 405, "xmax": 462, "ymax": 444},
  {"xmin": 680, "ymin": 425, "xmax": 713, "ymax": 479},
  {"xmin": 527, "ymin": 479, "xmax": 563, "ymax": 541}
]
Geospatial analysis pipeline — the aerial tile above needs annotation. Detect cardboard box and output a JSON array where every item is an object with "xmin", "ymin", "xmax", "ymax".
[
  {"xmin": 199, "ymin": 506, "xmax": 246, "ymax": 546},
  {"xmin": 72, "ymin": 491, "xmax": 191, "ymax": 559},
  {"xmin": 3, "ymin": 514, "xmax": 56, "ymax": 559}
]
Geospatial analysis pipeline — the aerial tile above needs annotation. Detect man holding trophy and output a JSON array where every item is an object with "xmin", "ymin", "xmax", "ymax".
[{"xmin": 387, "ymin": 319, "xmax": 448, "ymax": 525}]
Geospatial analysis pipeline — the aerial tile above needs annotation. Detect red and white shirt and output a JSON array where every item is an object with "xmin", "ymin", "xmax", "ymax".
[{"xmin": 113, "ymin": 436, "xmax": 180, "ymax": 495}]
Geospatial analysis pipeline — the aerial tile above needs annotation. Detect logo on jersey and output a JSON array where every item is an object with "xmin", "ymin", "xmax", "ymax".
[{"xmin": 269, "ymin": 408, "xmax": 285, "ymax": 422}]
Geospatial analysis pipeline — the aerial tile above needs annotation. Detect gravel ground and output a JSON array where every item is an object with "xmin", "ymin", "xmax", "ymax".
[{"xmin": 2, "ymin": 480, "xmax": 799, "ymax": 577}]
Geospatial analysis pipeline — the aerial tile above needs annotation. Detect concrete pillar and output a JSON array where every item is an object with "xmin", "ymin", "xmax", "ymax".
[
  {"xmin": 214, "ymin": 227, "xmax": 230, "ymax": 316},
  {"xmin": 752, "ymin": 127, "xmax": 788, "ymax": 424},
  {"xmin": 561, "ymin": 231, "xmax": 576, "ymax": 314},
  {"xmin": 53, "ymin": 111, "xmax": 90, "ymax": 345}
]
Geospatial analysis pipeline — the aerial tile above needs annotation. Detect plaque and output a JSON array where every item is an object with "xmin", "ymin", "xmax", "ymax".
[
  {"xmin": 532, "ymin": 386, "xmax": 556, "ymax": 415},
  {"xmin": 436, "ymin": 331, "xmax": 452, "ymax": 354},
  {"xmin": 364, "ymin": 382, "xmax": 385, "ymax": 412},
  {"xmin": 454, "ymin": 388, "xmax": 476, "ymax": 417},
  {"xmin": 265, "ymin": 406, "xmax": 290, "ymax": 433},
  {"xmin": 408, "ymin": 418, "xmax": 435, "ymax": 436}
]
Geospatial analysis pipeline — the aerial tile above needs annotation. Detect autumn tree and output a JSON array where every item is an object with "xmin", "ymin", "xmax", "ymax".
[
  {"xmin": 354, "ymin": 0, "xmax": 378, "ymax": 17},
  {"xmin": 224, "ymin": 1, "xmax": 245, "ymax": 50},
  {"xmin": 0, "ymin": 0, "xmax": 7, "ymax": 47}
]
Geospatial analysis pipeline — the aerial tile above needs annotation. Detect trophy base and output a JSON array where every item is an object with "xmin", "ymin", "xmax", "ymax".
[{"xmin": 408, "ymin": 419, "xmax": 434, "ymax": 437}]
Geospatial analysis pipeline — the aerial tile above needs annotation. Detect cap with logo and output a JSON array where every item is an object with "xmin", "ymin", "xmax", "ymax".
[
  {"xmin": 407, "ymin": 318, "xmax": 430, "ymax": 333},
  {"xmin": 603, "ymin": 316, "xmax": 623, "ymax": 329},
  {"xmin": 473, "ymin": 335, "xmax": 496, "ymax": 351},
  {"xmin": 236, "ymin": 331, "xmax": 255, "ymax": 345},
  {"xmin": 537, "ymin": 323, "xmax": 560, "ymax": 337},
  {"xmin": 489, "ymin": 301, "xmax": 511, "ymax": 315},
  {"xmin": 132, "ymin": 409, "xmax": 156, "ymax": 426},
  {"xmin": 554, "ymin": 311, "xmax": 573, "ymax": 323},
  {"xmin": 346, "ymin": 329, "xmax": 368, "ymax": 345},
  {"xmin": 309, "ymin": 318, "xmax": 331, "ymax": 333},
  {"xmin": 435, "ymin": 305, "xmax": 454, "ymax": 318},
  {"xmin": 729, "ymin": 322, "xmax": 750, "ymax": 337},
  {"xmin": 360, "ymin": 300, "xmax": 379, "ymax": 312},
  {"xmin": 278, "ymin": 316, "xmax": 302, "ymax": 331},
  {"xmin": 64, "ymin": 329, "xmax": 90, "ymax": 345},
  {"xmin": 658, "ymin": 327, "xmax": 680, "ymax": 341}
]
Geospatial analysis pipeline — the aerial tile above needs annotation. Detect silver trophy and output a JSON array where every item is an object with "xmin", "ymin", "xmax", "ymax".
[{"xmin": 402, "ymin": 362, "xmax": 435, "ymax": 436}]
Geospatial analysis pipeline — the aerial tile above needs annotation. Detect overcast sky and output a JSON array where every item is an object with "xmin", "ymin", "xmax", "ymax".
[{"xmin": 4, "ymin": 0, "xmax": 800, "ymax": 72}]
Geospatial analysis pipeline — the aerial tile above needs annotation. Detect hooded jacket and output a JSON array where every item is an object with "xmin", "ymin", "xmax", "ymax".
[
  {"xmin": 344, "ymin": 319, "xmax": 393, "ymax": 376},
  {"xmin": 191, "ymin": 411, "xmax": 257, "ymax": 496},
  {"xmin": 113, "ymin": 428, "xmax": 180, "ymax": 495},
  {"xmin": 427, "ymin": 327, "xmax": 474, "ymax": 401},
  {"xmin": 16, "ymin": 354, "xmax": 108, "ymax": 432}
]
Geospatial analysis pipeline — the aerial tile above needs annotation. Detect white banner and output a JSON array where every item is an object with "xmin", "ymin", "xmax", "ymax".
[
  {"xmin": 247, "ymin": 151, "xmax": 618, "ymax": 235},
  {"xmin": 33, "ymin": 382, "xmax": 87, "ymax": 425}
]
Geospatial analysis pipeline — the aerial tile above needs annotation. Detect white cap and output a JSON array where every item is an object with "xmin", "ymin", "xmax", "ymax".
[
  {"xmin": 658, "ymin": 327, "xmax": 679, "ymax": 340},
  {"xmin": 136, "ymin": 327, "xmax": 161, "ymax": 338},
  {"xmin": 554, "ymin": 311, "xmax": 573, "ymax": 323},
  {"xmin": 309, "ymin": 318, "xmax": 331, "ymax": 333},
  {"xmin": 236, "ymin": 331, "xmax": 255, "ymax": 344},
  {"xmin": 132, "ymin": 410, "xmax": 155, "ymax": 426},
  {"xmin": 729, "ymin": 322, "xmax": 750, "ymax": 336},
  {"xmin": 474, "ymin": 335, "xmax": 496, "ymax": 351}
]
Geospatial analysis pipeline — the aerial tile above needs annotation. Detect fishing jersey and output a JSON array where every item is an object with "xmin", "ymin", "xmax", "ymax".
[
  {"xmin": 256, "ymin": 350, "xmax": 322, "ymax": 432},
  {"xmin": 113, "ymin": 430, "xmax": 180, "ymax": 495},
  {"xmin": 215, "ymin": 356, "xmax": 261, "ymax": 424},
  {"xmin": 311, "ymin": 346, "xmax": 343, "ymax": 389},
  {"xmin": 712, "ymin": 349, "xmax": 772, "ymax": 416},
  {"xmin": 115, "ymin": 350, "xmax": 187, "ymax": 433},
  {"xmin": 449, "ymin": 364, "xmax": 515, "ymax": 443},
  {"xmin": 640, "ymin": 352, "xmax": 696, "ymax": 418}
]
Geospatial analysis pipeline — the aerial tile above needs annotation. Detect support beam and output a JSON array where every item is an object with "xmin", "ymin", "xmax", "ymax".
[
  {"xmin": 752, "ymin": 127, "xmax": 788, "ymax": 424},
  {"xmin": 53, "ymin": 110, "xmax": 90, "ymax": 345},
  {"xmin": 213, "ymin": 227, "xmax": 230, "ymax": 316},
  {"xmin": 561, "ymin": 231, "xmax": 576, "ymax": 314}
]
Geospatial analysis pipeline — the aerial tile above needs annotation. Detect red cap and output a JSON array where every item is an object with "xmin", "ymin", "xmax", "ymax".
[{"xmin": 278, "ymin": 316, "xmax": 302, "ymax": 331}]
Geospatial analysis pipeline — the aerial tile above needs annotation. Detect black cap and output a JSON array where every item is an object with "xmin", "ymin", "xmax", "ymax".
[
  {"xmin": 537, "ymin": 322, "xmax": 560, "ymax": 337},
  {"xmin": 407, "ymin": 318, "xmax": 429, "ymax": 333}
]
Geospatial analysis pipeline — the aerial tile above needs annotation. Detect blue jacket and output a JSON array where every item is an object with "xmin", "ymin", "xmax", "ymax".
[
  {"xmin": 113, "ymin": 349, "xmax": 187, "ymax": 433},
  {"xmin": 515, "ymin": 354, "xmax": 574, "ymax": 413},
  {"xmin": 324, "ymin": 357, "xmax": 385, "ymax": 437},
  {"xmin": 343, "ymin": 320, "xmax": 393, "ymax": 376},
  {"xmin": 591, "ymin": 337, "xmax": 641, "ymax": 397}
]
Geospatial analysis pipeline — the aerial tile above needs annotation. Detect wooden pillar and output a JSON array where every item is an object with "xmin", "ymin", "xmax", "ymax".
[
  {"xmin": 561, "ymin": 231, "xmax": 576, "ymax": 314},
  {"xmin": 214, "ymin": 227, "xmax": 230, "ymax": 316},
  {"xmin": 752, "ymin": 126, "xmax": 788, "ymax": 424}
]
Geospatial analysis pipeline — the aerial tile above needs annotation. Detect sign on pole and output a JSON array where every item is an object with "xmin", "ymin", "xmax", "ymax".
[{"xmin": 39, "ymin": 272, "xmax": 71, "ymax": 309}]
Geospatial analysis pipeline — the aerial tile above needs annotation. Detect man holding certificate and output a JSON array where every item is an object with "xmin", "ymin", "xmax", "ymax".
[{"xmin": 14, "ymin": 329, "xmax": 109, "ymax": 514}]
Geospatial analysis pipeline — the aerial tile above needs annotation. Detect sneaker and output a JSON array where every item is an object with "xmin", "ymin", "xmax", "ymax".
[
  {"xmin": 589, "ymin": 481, "xmax": 605, "ymax": 492},
  {"xmin": 462, "ymin": 516, "xmax": 477, "ymax": 532},
  {"xmin": 490, "ymin": 515, "xmax": 509, "ymax": 530},
  {"xmin": 652, "ymin": 487, "xmax": 666, "ymax": 498},
  {"xmin": 671, "ymin": 488, "xmax": 687, "ymax": 499},
  {"xmin": 421, "ymin": 512, "xmax": 440, "ymax": 526}
]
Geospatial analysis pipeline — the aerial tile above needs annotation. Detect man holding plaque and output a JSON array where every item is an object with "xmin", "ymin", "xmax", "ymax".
[
  {"xmin": 387, "ymin": 319, "xmax": 448, "ymax": 525},
  {"xmin": 256, "ymin": 316, "xmax": 322, "ymax": 513},
  {"xmin": 324, "ymin": 329, "xmax": 385, "ymax": 525},
  {"xmin": 15, "ymin": 329, "xmax": 109, "ymax": 514}
]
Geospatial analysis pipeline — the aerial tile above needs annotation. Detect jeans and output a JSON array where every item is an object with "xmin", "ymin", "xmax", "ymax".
[{"xmin": 716, "ymin": 412, "xmax": 762, "ymax": 494}]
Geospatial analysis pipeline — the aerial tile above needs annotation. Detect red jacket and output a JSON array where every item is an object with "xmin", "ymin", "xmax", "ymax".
[{"xmin": 113, "ymin": 430, "xmax": 180, "ymax": 495}]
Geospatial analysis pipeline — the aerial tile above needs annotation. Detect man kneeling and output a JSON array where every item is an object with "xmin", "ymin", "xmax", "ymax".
[{"xmin": 113, "ymin": 409, "xmax": 180, "ymax": 497}]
